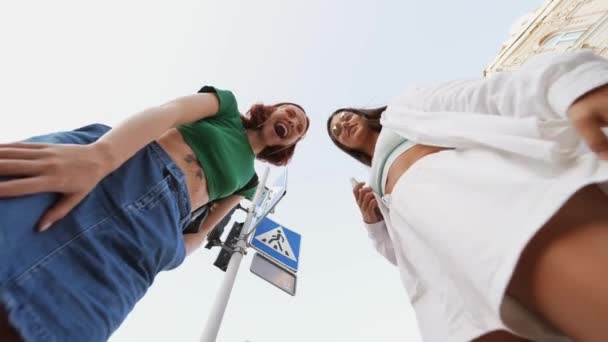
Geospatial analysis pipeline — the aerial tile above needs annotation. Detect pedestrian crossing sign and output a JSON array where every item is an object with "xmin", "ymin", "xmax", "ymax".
[{"xmin": 251, "ymin": 217, "xmax": 301, "ymax": 272}]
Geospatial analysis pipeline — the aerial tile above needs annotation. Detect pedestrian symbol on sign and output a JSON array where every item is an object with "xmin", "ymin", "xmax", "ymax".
[
  {"xmin": 254, "ymin": 226, "xmax": 296, "ymax": 262},
  {"xmin": 265, "ymin": 230, "xmax": 287, "ymax": 255}
]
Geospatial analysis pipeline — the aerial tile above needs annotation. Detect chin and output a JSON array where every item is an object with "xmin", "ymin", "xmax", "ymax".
[
  {"xmin": 352, "ymin": 129, "xmax": 364, "ymax": 142},
  {"xmin": 264, "ymin": 131, "xmax": 281, "ymax": 146}
]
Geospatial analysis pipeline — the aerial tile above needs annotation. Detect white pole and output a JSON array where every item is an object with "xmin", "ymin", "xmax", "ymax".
[{"xmin": 200, "ymin": 167, "xmax": 270, "ymax": 342}]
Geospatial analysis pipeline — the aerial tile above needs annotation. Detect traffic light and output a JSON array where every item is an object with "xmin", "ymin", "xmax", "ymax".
[
  {"xmin": 213, "ymin": 221, "xmax": 245, "ymax": 272},
  {"xmin": 204, "ymin": 205, "xmax": 238, "ymax": 249}
]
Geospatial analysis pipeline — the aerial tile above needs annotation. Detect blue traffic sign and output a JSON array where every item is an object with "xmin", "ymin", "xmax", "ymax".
[{"xmin": 251, "ymin": 217, "xmax": 301, "ymax": 272}]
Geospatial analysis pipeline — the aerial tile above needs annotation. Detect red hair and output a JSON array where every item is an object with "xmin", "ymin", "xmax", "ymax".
[{"xmin": 241, "ymin": 102, "xmax": 309, "ymax": 166}]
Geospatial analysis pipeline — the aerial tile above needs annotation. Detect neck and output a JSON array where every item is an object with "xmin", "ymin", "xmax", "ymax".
[
  {"xmin": 362, "ymin": 130, "xmax": 380, "ymax": 161},
  {"xmin": 247, "ymin": 129, "xmax": 266, "ymax": 154}
]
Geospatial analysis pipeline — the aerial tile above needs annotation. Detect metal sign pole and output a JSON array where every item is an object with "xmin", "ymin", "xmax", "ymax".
[{"xmin": 200, "ymin": 167, "xmax": 270, "ymax": 342}]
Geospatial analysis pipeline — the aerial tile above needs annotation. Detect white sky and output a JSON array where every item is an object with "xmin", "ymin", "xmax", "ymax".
[{"xmin": 0, "ymin": 1, "xmax": 543, "ymax": 341}]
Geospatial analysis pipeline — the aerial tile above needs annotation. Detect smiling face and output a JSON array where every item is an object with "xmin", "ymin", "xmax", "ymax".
[
  {"xmin": 262, "ymin": 104, "xmax": 309, "ymax": 147},
  {"xmin": 329, "ymin": 111, "xmax": 371, "ymax": 150}
]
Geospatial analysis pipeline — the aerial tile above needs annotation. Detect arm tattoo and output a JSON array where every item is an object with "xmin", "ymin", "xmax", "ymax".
[{"xmin": 185, "ymin": 154, "xmax": 197, "ymax": 164}]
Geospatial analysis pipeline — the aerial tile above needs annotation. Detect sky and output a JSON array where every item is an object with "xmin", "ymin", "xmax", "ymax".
[{"xmin": 0, "ymin": 1, "xmax": 544, "ymax": 341}]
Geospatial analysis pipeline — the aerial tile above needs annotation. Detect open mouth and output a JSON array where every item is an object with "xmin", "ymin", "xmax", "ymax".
[{"xmin": 274, "ymin": 122, "xmax": 289, "ymax": 139}]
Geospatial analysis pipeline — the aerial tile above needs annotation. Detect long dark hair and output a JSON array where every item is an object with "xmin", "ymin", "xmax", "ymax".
[
  {"xmin": 242, "ymin": 102, "xmax": 309, "ymax": 166},
  {"xmin": 326, "ymin": 106, "xmax": 386, "ymax": 166}
]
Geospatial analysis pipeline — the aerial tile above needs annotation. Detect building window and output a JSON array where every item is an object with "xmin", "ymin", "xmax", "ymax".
[{"xmin": 542, "ymin": 30, "xmax": 586, "ymax": 47}]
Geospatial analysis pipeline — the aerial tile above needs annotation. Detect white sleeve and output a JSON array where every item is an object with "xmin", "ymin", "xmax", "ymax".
[
  {"xmin": 364, "ymin": 220, "xmax": 397, "ymax": 266},
  {"xmin": 394, "ymin": 50, "xmax": 608, "ymax": 120}
]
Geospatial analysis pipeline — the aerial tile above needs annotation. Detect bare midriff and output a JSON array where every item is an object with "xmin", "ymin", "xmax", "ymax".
[
  {"xmin": 156, "ymin": 128, "xmax": 210, "ymax": 211},
  {"xmin": 385, "ymin": 144, "xmax": 452, "ymax": 194}
]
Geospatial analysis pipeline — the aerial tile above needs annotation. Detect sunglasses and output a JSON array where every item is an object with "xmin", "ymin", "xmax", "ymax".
[{"xmin": 331, "ymin": 112, "xmax": 354, "ymax": 137}]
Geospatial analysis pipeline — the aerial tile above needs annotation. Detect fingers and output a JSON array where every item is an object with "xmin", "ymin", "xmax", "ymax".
[
  {"xmin": 351, "ymin": 183, "xmax": 381, "ymax": 219},
  {"xmin": 374, "ymin": 206, "xmax": 384, "ymax": 220},
  {"xmin": 363, "ymin": 196, "xmax": 377, "ymax": 213},
  {"xmin": 350, "ymin": 184, "xmax": 383, "ymax": 223},
  {"xmin": 0, "ymin": 142, "xmax": 49, "ymax": 149},
  {"xmin": 354, "ymin": 185, "xmax": 367, "ymax": 205},
  {"xmin": 360, "ymin": 190, "xmax": 374, "ymax": 210},
  {"xmin": 352, "ymin": 182, "xmax": 364, "ymax": 200},
  {"xmin": 362, "ymin": 192, "xmax": 380, "ymax": 219},
  {"xmin": 571, "ymin": 111, "xmax": 608, "ymax": 158},
  {"xmin": 38, "ymin": 192, "xmax": 85, "ymax": 231},
  {"xmin": 355, "ymin": 186, "xmax": 375, "ymax": 209},
  {"xmin": 568, "ymin": 87, "xmax": 608, "ymax": 159},
  {"xmin": 0, "ymin": 147, "xmax": 48, "ymax": 159},
  {"xmin": 0, "ymin": 160, "xmax": 44, "ymax": 175},
  {"xmin": 0, "ymin": 176, "xmax": 51, "ymax": 197}
]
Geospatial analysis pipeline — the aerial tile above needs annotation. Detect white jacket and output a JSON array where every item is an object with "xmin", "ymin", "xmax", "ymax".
[{"xmin": 365, "ymin": 50, "xmax": 608, "ymax": 341}]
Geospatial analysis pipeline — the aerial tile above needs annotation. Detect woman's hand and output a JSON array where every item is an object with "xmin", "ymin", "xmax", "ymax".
[
  {"xmin": 352, "ymin": 182, "xmax": 383, "ymax": 224},
  {"xmin": 0, "ymin": 142, "xmax": 112, "ymax": 231},
  {"xmin": 568, "ymin": 84, "xmax": 608, "ymax": 159}
]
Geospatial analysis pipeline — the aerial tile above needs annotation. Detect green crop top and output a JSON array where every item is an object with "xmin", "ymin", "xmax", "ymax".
[{"xmin": 176, "ymin": 86, "xmax": 258, "ymax": 201}]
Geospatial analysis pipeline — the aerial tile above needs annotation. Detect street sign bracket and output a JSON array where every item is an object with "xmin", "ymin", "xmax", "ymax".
[{"xmin": 217, "ymin": 243, "xmax": 248, "ymax": 256}]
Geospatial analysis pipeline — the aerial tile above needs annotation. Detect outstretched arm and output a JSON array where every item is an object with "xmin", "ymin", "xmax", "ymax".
[
  {"xmin": 0, "ymin": 93, "xmax": 220, "ymax": 230},
  {"xmin": 389, "ymin": 50, "xmax": 608, "ymax": 159},
  {"xmin": 95, "ymin": 93, "xmax": 220, "ymax": 171},
  {"xmin": 392, "ymin": 50, "xmax": 608, "ymax": 119}
]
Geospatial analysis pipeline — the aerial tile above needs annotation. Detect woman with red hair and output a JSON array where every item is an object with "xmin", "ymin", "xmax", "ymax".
[{"xmin": 0, "ymin": 85, "xmax": 309, "ymax": 341}]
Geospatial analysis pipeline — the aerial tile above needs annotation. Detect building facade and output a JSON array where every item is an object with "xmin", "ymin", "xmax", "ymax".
[{"xmin": 484, "ymin": 0, "xmax": 608, "ymax": 76}]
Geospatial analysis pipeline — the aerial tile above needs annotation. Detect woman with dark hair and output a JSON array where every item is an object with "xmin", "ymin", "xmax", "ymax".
[
  {"xmin": 0, "ymin": 85, "xmax": 309, "ymax": 341},
  {"xmin": 328, "ymin": 51, "xmax": 608, "ymax": 342},
  {"xmin": 327, "ymin": 107, "xmax": 384, "ymax": 166}
]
